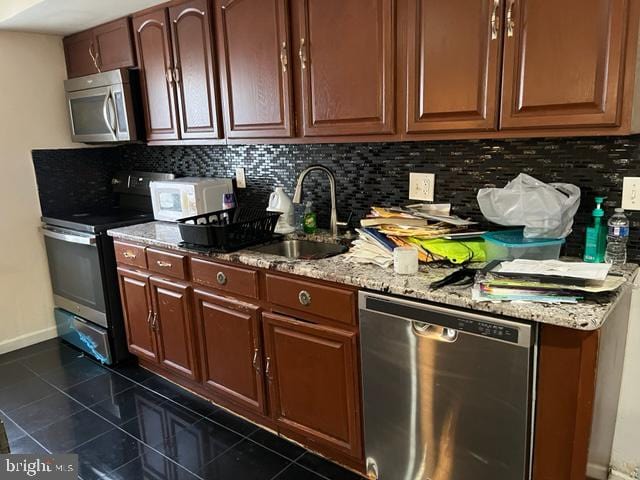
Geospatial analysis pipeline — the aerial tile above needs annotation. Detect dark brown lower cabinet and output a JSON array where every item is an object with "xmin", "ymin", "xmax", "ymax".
[
  {"xmin": 193, "ymin": 288, "xmax": 266, "ymax": 414},
  {"xmin": 150, "ymin": 276, "xmax": 200, "ymax": 382},
  {"xmin": 117, "ymin": 267, "xmax": 157, "ymax": 362},
  {"xmin": 262, "ymin": 312, "xmax": 363, "ymax": 461}
]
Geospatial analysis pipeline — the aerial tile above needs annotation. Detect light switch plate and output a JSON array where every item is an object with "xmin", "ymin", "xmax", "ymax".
[
  {"xmin": 409, "ymin": 172, "xmax": 435, "ymax": 201},
  {"xmin": 622, "ymin": 177, "xmax": 640, "ymax": 210},
  {"xmin": 235, "ymin": 167, "xmax": 246, "ymax": 188}
]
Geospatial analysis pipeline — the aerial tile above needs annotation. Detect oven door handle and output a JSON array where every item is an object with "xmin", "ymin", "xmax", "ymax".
[{"xmin": 42, "ymin": 228, "xmax": 97, "ymax": 246}]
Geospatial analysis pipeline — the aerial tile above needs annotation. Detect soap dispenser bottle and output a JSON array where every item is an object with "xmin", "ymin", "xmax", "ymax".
[{"xmin": 583, "ymin": 196, "xmax": 606, "ymax": 263}]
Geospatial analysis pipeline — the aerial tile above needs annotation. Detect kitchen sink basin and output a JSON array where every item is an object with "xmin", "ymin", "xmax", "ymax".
[{"xmin": 250, "ymin": 239, "xmax": 348, "ymax": 260}]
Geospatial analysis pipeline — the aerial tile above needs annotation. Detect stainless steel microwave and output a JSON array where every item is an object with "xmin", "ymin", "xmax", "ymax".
[{"xmin": 64, "ymin": 69, "xmax": 139, "ymax": 143}]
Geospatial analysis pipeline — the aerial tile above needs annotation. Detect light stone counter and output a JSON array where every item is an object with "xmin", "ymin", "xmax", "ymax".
[{"xmin": 108, "ymin": 221, "xmax": 638, "ymax": 331}]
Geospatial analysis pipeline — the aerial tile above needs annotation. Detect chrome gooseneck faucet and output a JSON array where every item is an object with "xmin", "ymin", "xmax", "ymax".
[{"xmin": 292, "ymin": 165, "xmax": 342, "ymax": 236}]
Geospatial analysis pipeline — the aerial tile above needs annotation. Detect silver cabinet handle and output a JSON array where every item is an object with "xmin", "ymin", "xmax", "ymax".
[
  {"xmin": 298, "ymin": 290, "xmax": 311, "ymax": 306},
  {"xmin": 265, "ymin": 356, "xmax": 271, "ymax": 380},
  {"xmin": 490, "ymin": 0, "xmax": 500, "ymax": 40},
  {"xmin": 298, "ymin": 38, "xmax": 307, "ymax": 70},
  {"xmin": 216, "ymin": 272, "xmax": 227, "ymax": 285},
  {"xmin": 151, "ymin": 312, "xmax": 159, "ymax": 331},
  {"xmin": 146, "ymin": 311, "xmax": 152, "ymax": 325},
  {"xmin": 506, "ymin": 0, "xmax": 515, "ymax": 37},
  {"xmin": 156, "ymin": 260, "xmax": 172, "ymax": 268},
  {"xmin": 89, "ymin": 44, "xmax": 101, "ymax": 72},
  {"xmin": 280, "ymin": 41, "xmax": 288, "ymax": 73},
  {"xmin": 173, "ymin": 67, "xmax": 181, "ymax": 83},
  {"xmin": 166, "ymin": 68, "xmax": 174, "ymax": 84},
  {"xmin": 252, "ymin": 348, "xmax": 260, "ymax": 372},
  {"xmin": 123, "ymin": 251, "xmax": 137, "ymax": 259}
]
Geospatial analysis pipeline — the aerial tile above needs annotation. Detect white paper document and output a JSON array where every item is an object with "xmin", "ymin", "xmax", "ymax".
[{"xmin": 496, "ymin": 259, "xmax": 612, "ymax": 282}]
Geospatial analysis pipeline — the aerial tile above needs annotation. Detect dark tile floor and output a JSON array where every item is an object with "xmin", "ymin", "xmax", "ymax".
[{"xmin": 0, "ymin": 338, "xmax": 362, "ymax": 480}]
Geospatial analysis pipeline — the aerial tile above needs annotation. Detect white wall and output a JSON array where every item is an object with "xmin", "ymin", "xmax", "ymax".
[
  {"xmin": 610, "ymin": 272, "xmax": 640, "ymax": 480},
  {"xmin": 0, "ymin": 31, "xmax": 78, "ymax": 353}
]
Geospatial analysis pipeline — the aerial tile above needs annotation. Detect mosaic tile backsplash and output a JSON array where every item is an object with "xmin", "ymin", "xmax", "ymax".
[{"xmin": 33, "ymin": 136, "xmax": 640, "ymax": 261}]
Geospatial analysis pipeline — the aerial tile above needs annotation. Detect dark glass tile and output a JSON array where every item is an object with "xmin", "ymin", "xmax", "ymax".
[
  {"xmin": 64, "ymin": 371, "xmax": 135, "ymax": 407},
  {"xmin": 0, "ymin": 362, "xmax": 38, "ymax": 387},
  {"xmin": 109, "ymin": 362, "xmax": 156, "ymax": 384},
  {"xmin": 31, "ymin": 409, "xmax": 112, "ymax": 453},
  {"xmin": 119, "ymin": 399, "xmax": 202, "ymax": 443},
  {"xmin": 141, "ymin": 376, "xmax": 219, "ymax": 416},
  {"xmin": 248, "ymin": 429, "xmax": 306, "ymax": 461},
  {"xmin": 20, "ymin": 344, "xmax": 84, "ymax": 374},
  {"xmin": 0, "ymin": 376, "xmax": 57, "ymax": 412},
  {"xmin": 274, "ymin": 463, "xmax": 326, "ymax": 480},
  {"xmin": 90, "ymin": 386, "xmax": 169, "ymax": 426},
  {"xmin": 152, "ymin": 418, "xmax": 243, "ymax": 473},
  {"xmin": 0, "ymin": 411, "xmax": 26, "ymax": 443},
  {"xmin": 7, "ymin": 391, "xmax": 84, "ymax": 433},
  {"xmin": 43, "ymin": 357, "xmax": 107, "ymax": 389},
  {"xmin": 110, "ymin": 445, "xmax": 201, "ymax": 480},
  {"xmin": 72, "ymin": 429, "xmax": 145, "ymax": 479},
  {"xmin": 296, "ymin": 452, "xmax": 362, "ymax": 480},
  {"xmin": 198, "ymin": 439, "xmax": 290, "ymax": 480},
  {"xmin": 0, "ymin": 338, "xmax": 62, "ymax": 365},
  {"xmin": 207, "ymin": 408, "xmax": 259, "ymax": 436},
  {"xmin": 9, "ymin": 435, "xmax": 48, "ymax": 454}
]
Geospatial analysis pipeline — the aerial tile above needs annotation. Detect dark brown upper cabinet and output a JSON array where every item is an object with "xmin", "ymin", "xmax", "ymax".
[
  {"xmin": 133, "ymin": 0, "xmax": 222, "ymax": 143},
  {"xmin": 293, "ymin": 0, "xmax": 395, "ymax": 137},
  {"xmin": 169, "ymin": 0, "xmax": 223, "ymax": 139},
  {"xmin": 132, "ymin": 8, "xmax": 180, "ymax": 141},
  {"xmin": 63, "ymin": 17, "xmax": 135, "ymax": 79},
  {"xmin": 216, "ymin": 0, "xmax": 295, "ymax": 138},
  {"xmin": 405, "ymin": 0, "xmax": 502, "ymax": 133},
  {"xmin": 500, "ymin": 0, "xmax": 628, "ymax": 129}
]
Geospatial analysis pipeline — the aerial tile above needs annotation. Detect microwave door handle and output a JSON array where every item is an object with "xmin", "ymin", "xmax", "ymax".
[{"xmin": 103, "ymin": 90, "xmax": 117, "ymax": 140}]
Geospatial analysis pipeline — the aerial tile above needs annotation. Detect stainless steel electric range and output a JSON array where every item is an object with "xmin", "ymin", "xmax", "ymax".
[{"xmin": 41, "ymin": 171, "xmax": 174, "ymax": 364}]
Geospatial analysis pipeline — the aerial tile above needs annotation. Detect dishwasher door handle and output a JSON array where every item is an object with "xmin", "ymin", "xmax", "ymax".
[{"xmin": 412, "ymin": 321, "xmax": 458, "ymax": 343}]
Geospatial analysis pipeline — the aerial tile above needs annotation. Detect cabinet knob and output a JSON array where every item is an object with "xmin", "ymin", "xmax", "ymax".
[
  {"xmin": 216, "ymin": 271, "xmax": 227, "ymax": 285},
  {"xmin": 298, "ymin": 290, "xmax": 311, "ymax": 306}
]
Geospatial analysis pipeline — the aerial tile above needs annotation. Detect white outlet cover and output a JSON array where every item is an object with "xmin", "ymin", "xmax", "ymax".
[
  {"xmin": 409, "ymin": 172, "xmax": 435, "ymax": 201},
  {"xmin": 622, "ymin": 176, "xmax": 640, "ymax": 211},
  {"xmin": 235, "ymin": 167, "xmax": 246, "ymax": 189}
]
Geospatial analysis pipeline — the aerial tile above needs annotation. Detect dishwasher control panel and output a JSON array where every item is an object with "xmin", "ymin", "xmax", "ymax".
[{"xmin": 455, "ymin": 317, "xmax": 520, "ymax": 343}]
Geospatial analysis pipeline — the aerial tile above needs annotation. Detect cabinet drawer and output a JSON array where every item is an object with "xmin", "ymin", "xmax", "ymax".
[
  {"xmin": 191, "ymin": 258, "xmax": 259, "ymax": 299},
  {"xmin": 114, "ymin": 241, "xmax": 147, "ymax": 269},
  {"xmin": 147, "ymin": 248, "xmax": 188, "ymax": 280},
  {"xmin": 265, "ymin": 274, "xmax": 356, "ymax": 326}
]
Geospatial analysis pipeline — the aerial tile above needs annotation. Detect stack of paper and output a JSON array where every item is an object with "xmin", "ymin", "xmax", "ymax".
[{"xmin": 472, "ymin": 260, "xmax": 620, "ymax": 304}]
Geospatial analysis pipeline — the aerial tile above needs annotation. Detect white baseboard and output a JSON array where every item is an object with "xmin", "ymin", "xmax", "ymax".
[
  {"xmin": 0, "ymin": 326, "xmax": 58, "ymax": 355},
  {"xmin": 610, "ymin": 469, "xmax": 638, "ymax": 480}
]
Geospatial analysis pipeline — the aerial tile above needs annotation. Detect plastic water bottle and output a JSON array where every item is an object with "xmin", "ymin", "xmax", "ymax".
[{"xmin": 604, "ymin": 208, "xmax": 630, "ymax": 265}]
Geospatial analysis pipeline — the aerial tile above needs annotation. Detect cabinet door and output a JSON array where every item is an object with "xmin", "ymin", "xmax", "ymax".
[
  {"xmin": 117, "ymin": 267, "xmax": 157, "ymax": 362},
  {"xmin": 63, "ymin": 30, "xmax": 98, "ymax": 78},
  {"xmin": 500, "ymin": 0, "xmax": 627, "ymax": 129},
  {"xmin": 296, "ymin": 0, "xmax": 395, "ymax": 136},
  {"xmin": 216, "ymin": 0, "xmax": 294, "ymax": 138},
  {"xmin": 193, "ymin": 289, "xmax": 266, "ymax": 414},
  {"xmin": 405, "ymin": 0, "xmax": 501, "ymax": 133},
  {"xmin": 150, "ymin": 277, "xmax": 199, "ymax": 381},
  {"xmin": 132, "ymin": 8, "xmax": 180, "ymax": 141},
  {"xmin": 169, "ymin": 0, "xmax": 223, "ymax": 139},
  {"xmin": 262, "ymin": 312, "xmax": 362, "ymax": 459},
  {"xmin": 93, "ymin": 18, "xmax": 136, "ymax": 72}
]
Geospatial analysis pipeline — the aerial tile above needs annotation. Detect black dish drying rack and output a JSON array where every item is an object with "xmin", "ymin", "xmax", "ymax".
[{"xmin": 177, "ymin": 207, "xmax": 281, "ymax": 252}]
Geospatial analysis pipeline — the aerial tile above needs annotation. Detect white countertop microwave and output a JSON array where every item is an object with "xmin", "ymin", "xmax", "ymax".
[{"xmin": 150, "ymin": 177, "xmax": 234, "ymax": 221}]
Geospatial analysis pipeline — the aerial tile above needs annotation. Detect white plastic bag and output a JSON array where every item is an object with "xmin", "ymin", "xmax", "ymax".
[{"xmin": 477, "ymin": 173, "xmax": 581, "ymax": 239}]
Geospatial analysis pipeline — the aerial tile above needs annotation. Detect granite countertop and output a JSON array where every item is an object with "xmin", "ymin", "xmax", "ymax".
[{"xmin": 108, "ymin": 221, "xmax": 638, "ymax": 331}]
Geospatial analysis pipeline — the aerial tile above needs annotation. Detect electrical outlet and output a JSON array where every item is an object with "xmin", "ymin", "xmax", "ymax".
[
  {"xmin": 235, "ymin": 167, "xmax": 246, "ymax": 188},
  {"xmin": 622, "ymin": 177, "xmax": 640, "ymax": 210},
  {"xmin": 409, "ymin": 172, "xmax": 435, "ymax": 201}
]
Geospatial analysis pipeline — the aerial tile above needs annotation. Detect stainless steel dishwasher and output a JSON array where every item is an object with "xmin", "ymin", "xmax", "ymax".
[{"xmin": 359, "ymin": 291, "xmax": 537, "ymax": 480}]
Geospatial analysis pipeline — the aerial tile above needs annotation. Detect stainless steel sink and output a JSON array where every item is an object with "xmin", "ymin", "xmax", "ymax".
[{"xmin": 250, "ymin": 239, "xmax": 348, "ymax": 260}]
